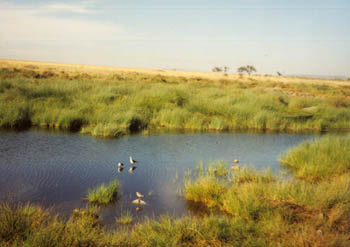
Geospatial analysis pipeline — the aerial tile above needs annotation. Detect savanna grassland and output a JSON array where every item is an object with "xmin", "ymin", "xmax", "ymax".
[
  {"xmin": 1, "ymin": 59, "xmax": 350, "ymax": 137},
  {"xmin": 1, "ymin": 59, "xmax": 350, "ymax": 246}
]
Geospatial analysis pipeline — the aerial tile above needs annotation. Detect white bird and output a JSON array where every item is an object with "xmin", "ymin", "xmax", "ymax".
[
  {"xmin": 118, "ymin": 167, "xmax": 124, "ymax": 173},
  {"xmin": 118, "ymin": 162, "xmax": 124, "ymax": 168},
  {"xmin": 136, "ymin": 192, "xmax": 144, "ymax": 198},
  {"xmin": 129, "ymin": 156, "xmax": 138, "ymax": 164},
  {"xmin": 132, "ymin": 198, "xmax": 147, "ymax": 205},
  {"xmin": 129, "ymin": 165, "xmax": 137, "ymax": 173},
  {"xmin": 234, "ymin": 159, "xmax": 239, "ymax": 164}
]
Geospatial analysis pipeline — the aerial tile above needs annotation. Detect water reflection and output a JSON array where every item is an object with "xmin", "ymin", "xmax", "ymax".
[{"xmin": 0, "ymin": 130, "xmax": 317, "ymax": 224}]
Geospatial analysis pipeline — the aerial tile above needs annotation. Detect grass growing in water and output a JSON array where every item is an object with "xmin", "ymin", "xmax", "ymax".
[
  {"xmin": 1, "ymin": 146, "xmax": 350, "ymax": 246},
  {"xmin": 1, "ymin": 172, "xmax": 349, "ymax": 246},
  {"xmin": 184, "ymin": 163, "xmax": 350, "ymax": 246},
  {"xmin": 117, "ymin": 211, "xmax": 133, "ymax": 225},
  {"xmin": 87, "ymin": 179, "xmax": 120, "ymax": 204},
  {"xmin": 280, "ymin": 135, "xmax": 350, "ymax": 182}
]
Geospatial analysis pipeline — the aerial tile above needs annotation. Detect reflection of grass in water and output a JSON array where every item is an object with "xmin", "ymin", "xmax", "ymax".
[
  {"xmin": 117, "ymin": 211, "xmax": 133, "ymax": 225},
  {"xmin": 172, "ymin": 171, "xmax": 179, "ymax": 184},
  {"xmin": 2, "ymin": 65, "xmax": 350, "ymax": 136},
  {"xmin": 87, "ymin": 179, "xmax": 120, "ymax": 204}
]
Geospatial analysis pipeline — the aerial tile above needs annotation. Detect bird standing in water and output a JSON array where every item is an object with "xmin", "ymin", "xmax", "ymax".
[
  {"xmin": 132, "ymin": 198, "xmax": 147, "ymax": 205},
  {"xmin": 136, "ymin": 192, "xmax": 144, "ymax": 198},
  {"xmin": 129, "ymin": 156, "xmax": 137, "ymax": 165}
]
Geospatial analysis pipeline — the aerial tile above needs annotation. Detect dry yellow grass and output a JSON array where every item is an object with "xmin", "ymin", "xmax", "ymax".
[{"xmin": 0, "ymin": 58, "xmax": 348, "ymax": 86}]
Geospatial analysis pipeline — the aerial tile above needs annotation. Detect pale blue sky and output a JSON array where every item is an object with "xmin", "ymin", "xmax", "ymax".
[{"xmin": 0, "ymin": 0, "xmax": 349, "ymax": 76}]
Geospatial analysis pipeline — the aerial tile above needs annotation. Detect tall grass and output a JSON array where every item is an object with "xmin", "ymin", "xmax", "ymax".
[
  {"xmin": 0, "ymin": 203, "xmax": 48, "ymax": 245},
  {"xmin": 1, "ymin": 172, "xmax": 349, "ymax": 246},
  {"xmin": 1, "ymin": 68, "xmax": 350, "ymax": 136},
  {"xmin": 280, "ymin": 135, "xmax": 350, "ymax": 181},
  {"xmin": 184, "ymin": 162, "xmax": 350, "ymax": 246},
  {"xmin": 0, "ymin": 204, "xmax": 107, "ymax": 247},
  {"xmin": 1, "ymin": 152, "xmax": 350, "ymax": 246},
  {"xmin": 117, "ymin": 211, "xmax": 133, "ymax": 225},
  {"xmin": 87, "ymin": 179, "xmax": 120, "ymax": 204}
]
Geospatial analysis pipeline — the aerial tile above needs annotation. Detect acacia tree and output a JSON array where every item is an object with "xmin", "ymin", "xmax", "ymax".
[
  {"xmin": 212, "ymin": 67, "xmax": 223, "ymax": 72},
  {"xmin": 223, "ymin": 66, "xmax": 230, "ymax": 73},
  {"xmin": 237, "ymin": 65, "xmax": 257, "ymax": 75},
  {"xmin": 212, "ymin": 66, "xmax": 230, "ymax": 73}
]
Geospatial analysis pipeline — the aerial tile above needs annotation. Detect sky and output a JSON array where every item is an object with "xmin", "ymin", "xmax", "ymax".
[{"xmin": 0, "ymin": 0, "xmax": 349, "ymax": 76}]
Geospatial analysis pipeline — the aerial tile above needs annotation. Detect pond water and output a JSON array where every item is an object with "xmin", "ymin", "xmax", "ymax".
[{"xmin": 0, "ymin": 130, "xmax": 316, "ymax": 225}]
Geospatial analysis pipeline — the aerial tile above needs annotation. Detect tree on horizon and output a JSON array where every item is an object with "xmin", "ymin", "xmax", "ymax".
[{"xmin": 237, "ymin": 65, "xmax": 257, "ymax": 75}]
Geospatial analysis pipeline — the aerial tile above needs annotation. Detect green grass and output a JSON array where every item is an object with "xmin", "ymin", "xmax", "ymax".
[
  {"xmin": 184, "ymin": 163, "xmax": 350, "ymax": 246},
  {"xmin": 1, "ymin": 69, "xmax": 350, "ymax": 246},
  {"xmin": 0, "ymin": 203, "xmax": 48, "ymax": 245},
  {"xmin": 1, "ymin": 68, "xmax": 350, "ymax": 136},
  {"xmin": 117, "ymin": 211, "xmax": 133, "ymax": 225},
  {"xmin": 87, "ymin": 179, "xmax": 120, "ymax": 204},
  {"xmin": 280, "ymin": 135, "xmax": 350, "ymax": 181},
  {"xmin": 1, "ymin": 157, "xmax": 350, "ymax": 246},
  {"xmin": 0, "ymin": 204, "xmax": 107, "ymax": 247},
  {"xmin": 0, "ymin": 204, "xmax": 270, "ymax": 247},
  {"xmin": 1, "ymin": 171, "xmax": 350, "ymax": 247}
]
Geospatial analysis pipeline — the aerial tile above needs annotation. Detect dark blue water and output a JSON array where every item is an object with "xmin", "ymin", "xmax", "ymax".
[{"xmin": 0, "ymin": 130, "xmax": 316, "ymax": 224}]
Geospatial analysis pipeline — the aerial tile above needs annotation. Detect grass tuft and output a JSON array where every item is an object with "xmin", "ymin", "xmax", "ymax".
[
  {"xmin": 87, "ymin": 179, "xmax": 120, "ymax": 204},
  {"xmin": 117, "ymin": 211, "xmax": 133, "ymax": 225},
  {"xmin": 280, "ymin": 135, "xmax": 350, "ymax": 181}
]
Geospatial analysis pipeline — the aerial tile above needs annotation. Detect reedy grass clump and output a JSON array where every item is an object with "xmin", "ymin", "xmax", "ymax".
[
  {"xmin": 280, "ymin": 135, "xmax": 350, "ymax": 181},
  {"xmin": 1, "ymin": 67, "xmax": 350, "ymax": 136},
  {"xmin": 1, "ymin": 159, "xmax": 350, "ymax": 246},
  {"xmin": 184, "ymin": 161, "xmax": 350, "ymax": 245},
  {"xmin": 2, "ymin": 173, "xmax": 349, "ymax": 247},
  {"xmin": 185, "ymin": 175, "xmax": 227, "ymax": 208},
  {"xmin": 0, "ymin": 203, "xmax": 48, "ymax": 245},
  {"xmin": 0, "ymin": 204, "xmax": 269, "ymax": 247},
  {"xmin": 87, "ymin": 179, "xmax": 120, "ymax": 204},
  {"xmin": 117, "ymin": 211, "xmax": 133, "ymax": 225},
  {"xmin": 131, "ymin": 215, "xmax": 267, "ymax": 247},
  {"xmin": 0, "ymin": 204, "xmax": 109, "ymax": 247},
  {"xmin": 184, "ymin": 162, "xmax": 230, "ymax": 207}
]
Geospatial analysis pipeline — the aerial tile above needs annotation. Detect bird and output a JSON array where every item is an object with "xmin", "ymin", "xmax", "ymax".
[
  {"xmin": 118, "ymin": 167, "xmax": 124, "ymax": 173},
  {"xmin": 117, "ymin": 162, "xmax": 124, "ymax": 168},
  {"xmin": 234, "ymin": 159, "xmax": 239, "ymax": 164},
  {"xmin": 129, "ymin": 165, "xmax": 137, "ymax": 173},
  {"xmin": 132, "ymin": 198, "xmax": 147, "ymax": 205},
  {"xmin": 129, "ymin": 156, "xmax": 137, "ymax": 164},
  {"xmin": 136, "ymin": 192, "xmax": 144, "ymax": 198}
]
